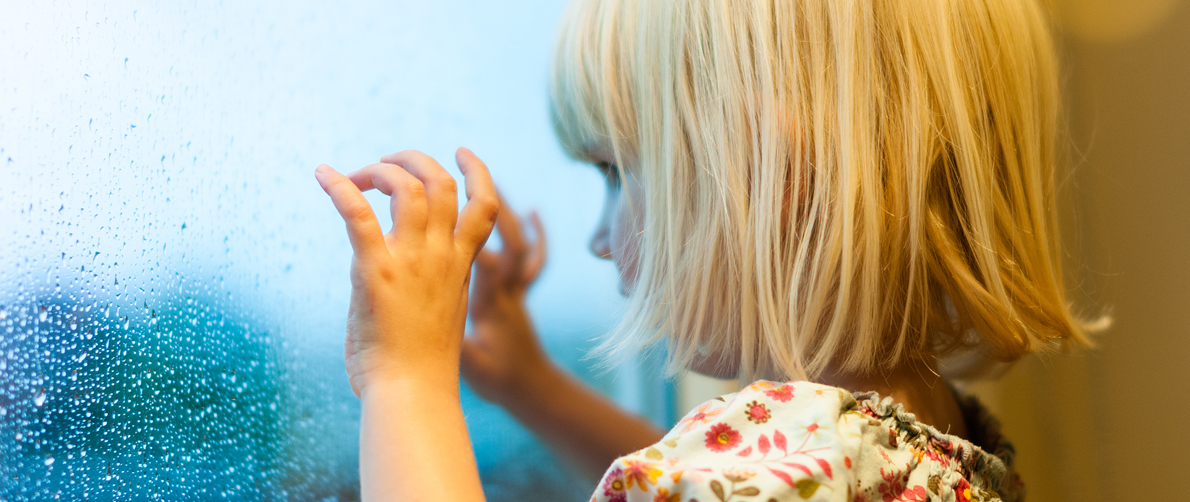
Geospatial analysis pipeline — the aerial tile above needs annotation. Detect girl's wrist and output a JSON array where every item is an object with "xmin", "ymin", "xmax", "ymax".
[
  {"xmin": 353, "ymin": 361, "xmax": 462, "ymax": 399},
  {"xmin": 360, "ymin": 374, "xmax": 461, "ymax": 403}
]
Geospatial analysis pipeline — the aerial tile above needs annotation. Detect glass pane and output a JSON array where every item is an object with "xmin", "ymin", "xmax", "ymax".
[{"xmin": 0, "ymin": 2, "xmax": 669, "ymax": 500}]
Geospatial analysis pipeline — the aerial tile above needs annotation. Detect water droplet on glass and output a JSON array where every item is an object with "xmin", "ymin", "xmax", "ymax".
[
  {"xmin": 34, "ymin": 389, "xmax": 47, "ymax": 407},
  {"xmin": 44, "ymin": 456, "xmax": 55, "ymax": 466}
]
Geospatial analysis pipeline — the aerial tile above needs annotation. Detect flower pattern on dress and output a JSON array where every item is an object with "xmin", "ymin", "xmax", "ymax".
[
  {"xmin": 622, "ymin": 459, "xmax": 662, "ymax": 491},
  {"xmin": 704, "ymin": 423, "xmax": 742, "ymax": 452},
  {"xmin": 677, "ymin": 400, "xmax": 724, "ymax": 433},
  {"xmin": 722, "ymin": 467, "xmax": 756, "ymax": 482},
  {"xmin": 744, "ymin": 400, "xmax": 771, "ymax": 424},
  {"xmin": 877, "ymin": 467, "xmax": 912, "ymax": 502},
  {"xmin": 956, "ymin": 478, "xmax": 973, "ymax": 502},
  {"xmin": 592, "ymin": 380, "xmax": 1023, "ymax": 502},
  {"xmin": 763, "ymin": 384, "xmax": 795, "ymax": 402},
  {"xmin": 602, "ymin": 467, "xmax": 628, "ymax": 502},
  {"xmin": 651, "ymin": 487, "xmax": 680, "ymax": 502}
]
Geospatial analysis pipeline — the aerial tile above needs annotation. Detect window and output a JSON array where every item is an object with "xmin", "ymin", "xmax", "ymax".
[{"xmin": 0, "ymin": 3, "xmax": 671, "ymax": 500}]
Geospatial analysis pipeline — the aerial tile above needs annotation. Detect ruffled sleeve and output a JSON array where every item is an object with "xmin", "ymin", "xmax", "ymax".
[{"xmin": 591, "ymin": 380, "xmax": 867, "ymax": 502}]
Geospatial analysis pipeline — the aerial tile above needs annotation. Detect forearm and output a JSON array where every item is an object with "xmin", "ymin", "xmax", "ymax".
[
  {"xmin": 501, "ymin": 362, "xmax": 665, "ymax": 482},
  {"xmin": 360, "ymin": 377, "xmax": 485, "ymax": 502}
]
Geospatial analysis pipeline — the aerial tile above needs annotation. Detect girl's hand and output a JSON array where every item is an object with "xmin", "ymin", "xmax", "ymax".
[
  {"xmin": 459, "ymin": 194, "xmax": 552, "ymax": 406},
  {"xmin": 315, "ymin": 148, "xmax": 499, "ymax": 397}
]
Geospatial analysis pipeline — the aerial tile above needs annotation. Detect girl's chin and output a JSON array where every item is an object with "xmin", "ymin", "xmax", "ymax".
[{"xmin": 615, "ymin": 273, "xmax": 636, "ymax": 297}]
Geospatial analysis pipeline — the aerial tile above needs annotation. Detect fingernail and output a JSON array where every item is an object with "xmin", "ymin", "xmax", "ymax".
[{"xmin": 315, "ymin": 164, "xmax": 330, "ymax": 175}]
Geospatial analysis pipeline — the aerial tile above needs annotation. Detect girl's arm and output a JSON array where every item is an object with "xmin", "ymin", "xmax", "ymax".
[
  {"xmin": 316, "ymin": 148, "xmax": 498, "ymax": 502},
  {"xmin": 460, "ymin": 200, "xmax": 665, "ymax": 481},
  {"xmin": 360, "ymin": 377, "xmax": 480, "ymax": 501},
  {"xmin": 489, "ymin": 360, "xmax": 667, "ymax": 482}
]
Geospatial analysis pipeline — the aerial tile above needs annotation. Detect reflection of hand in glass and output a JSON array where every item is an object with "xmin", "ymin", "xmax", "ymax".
[
  {"xmin": 459, "ymin": 194, "xmax": 551, "ymax": 406},
  {"xmin": 459, "ymin": 188, "xmax": 664, "ymax": 484},
  {"xmin": 316, "ymin": 147, "xmax": 497, "ymax": 502}
]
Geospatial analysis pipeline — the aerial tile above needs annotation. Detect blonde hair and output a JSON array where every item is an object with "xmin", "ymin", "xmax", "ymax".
[{"xmin": 550, "ymin": 0, "xmax": 1101, "ymax": 381}]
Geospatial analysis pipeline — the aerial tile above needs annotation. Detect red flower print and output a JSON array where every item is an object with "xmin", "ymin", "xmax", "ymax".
[
  {"xmin": 873, "ymin": 467, "xmax": 927, "ymax": 502},
  {"xmin": 877, "ymin": 468, "xmax": 907, "ymax": 502},
  {"xmin": 903, "ymin": 485, "xmax": 927, "ymax": 502},
  {"xmin": 922, "ymin": 446, "xmax": 948, "ymax": 465},
  {"xmin": 758, "ymin": 434, "xmax": 770, "ymax": 454},
  {"xmin": 794, "ymin": 421, "xmax": 825, "ymax": 442},
  {"xmin": 955, "ymin": 478, "xmax": 972, "ymax": 502},
  {"xmin": 704, "ymin": 423, "xmax": 743, "ymax": 452},
  {"xmin": 745, "ymin": 400, "xmax": 771, "ymax": 424},
  {"xmin": 764, "ymin": 384, "xmax": 794, "ymax": 402},
  {"xmin": 924, "ymin": 438, "xmax": 954, "ymax": 466},
  {"xmin": 603, "ymin": 467, "xmax": 628, "ymax": 502}
]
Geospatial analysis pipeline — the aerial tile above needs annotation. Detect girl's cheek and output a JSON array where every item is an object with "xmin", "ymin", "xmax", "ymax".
[{"xmin": 608, "ymin": 190, "xmax": 640, "ymax": 294}]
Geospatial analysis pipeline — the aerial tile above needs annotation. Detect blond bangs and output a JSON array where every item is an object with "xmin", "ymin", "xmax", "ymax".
[
  {"xmin": 550, "ymin": 0, "xmax": 637, "ymax": 166},
  {"xmin": 550, "ymin": 0, "xmax": 1103, "ymax": 382}
]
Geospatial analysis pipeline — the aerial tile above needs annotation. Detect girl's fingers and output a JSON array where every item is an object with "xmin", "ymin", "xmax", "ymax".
[
  {"xmin": 380, "ymin": 150, "xmax": 460, "ymax": 238},
  {"xmin": 453, "ymin": 147, "xmax": 500, "ymax": 254},
  {"xmin": 347, "ymin": 163, "xmax": 429, "ymax": 239},
  {"xmin": 522, "ymin": 211, "xmax": 548, "ymax": 285},
  {"xmin": 474, "ymin": 248, "xmax": 499, "ymax": 270},
  {"xmin": 314, "ymin": 164, "xmax": 387, "ymax": 259},
  {"xmin": 491, "ymin": 190, "xmax": 528, "ymax": 261}
]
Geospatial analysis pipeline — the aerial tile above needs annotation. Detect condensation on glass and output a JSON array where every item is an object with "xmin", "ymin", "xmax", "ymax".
[{"xmin": 0, "ymin": 2, "xmax": 668, "ymax": 501}]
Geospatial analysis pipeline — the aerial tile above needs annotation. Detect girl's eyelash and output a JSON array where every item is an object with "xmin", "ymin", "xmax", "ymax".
[{"xmin": 596, "ymin": 162, "xmax": 621, "ymax": 186}]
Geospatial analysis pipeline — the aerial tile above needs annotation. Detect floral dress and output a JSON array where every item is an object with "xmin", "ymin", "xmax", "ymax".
[{"xmin": 592, "ymin": 380, "xmax": 1023, "ymax": 502}]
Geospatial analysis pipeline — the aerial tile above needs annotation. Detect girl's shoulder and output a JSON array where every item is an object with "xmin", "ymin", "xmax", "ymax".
[{"xmin": 593, "ymin": 380, "xmax": 1023, "ymax": 502}]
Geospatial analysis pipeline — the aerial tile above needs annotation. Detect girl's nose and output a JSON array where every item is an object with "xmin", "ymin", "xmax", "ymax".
[{"xmin": 589, "ymin": 226, "xmax": 612, "ymax": 260}]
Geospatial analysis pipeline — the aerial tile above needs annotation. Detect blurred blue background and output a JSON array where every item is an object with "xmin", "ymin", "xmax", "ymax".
[{"xmin": 0, "ymin": 1, "xmax": 671, "ymax": 500}]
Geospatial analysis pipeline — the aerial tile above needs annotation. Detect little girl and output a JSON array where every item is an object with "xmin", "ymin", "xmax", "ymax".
[{"xmin": 313, "ymin": 0, "xmax": 1098, "ymax": 500}]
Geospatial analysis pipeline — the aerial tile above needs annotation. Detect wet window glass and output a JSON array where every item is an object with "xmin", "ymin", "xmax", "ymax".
[{"xmin": 0, "ymin": 2, "xmax": 671, "ymax": 500}]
